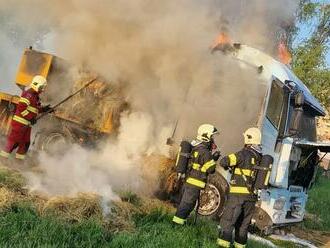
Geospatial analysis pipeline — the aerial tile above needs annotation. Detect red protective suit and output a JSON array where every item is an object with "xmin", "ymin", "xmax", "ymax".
[{"xmin": 0, "ymin": 88, "xmax": 43, "ymax": 160}]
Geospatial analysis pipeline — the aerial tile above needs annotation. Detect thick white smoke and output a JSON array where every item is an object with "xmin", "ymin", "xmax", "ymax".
[
  {"xmin": 0, "ymin": 0, "xmax": 299, "ymax": 203},
  {"xmin": 26, "ymin": 111, "xmax": 167, "ymax": 204}
]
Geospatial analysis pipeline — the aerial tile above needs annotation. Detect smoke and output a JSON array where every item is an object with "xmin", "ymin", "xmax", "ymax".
[
  {"xmin": 26, "ymin": 111, "xmax": 164, "ymax": 206},
  {"xmin": 0, "ymin": 4, "xmax": 50, "ymax": 93},
  {"xmin": 0, "ymin": 0, "xmax": 299, "ymax": 202},
  {"xmin": 0, "ymin": 31, "xmax": 22, "ymax": 94}
]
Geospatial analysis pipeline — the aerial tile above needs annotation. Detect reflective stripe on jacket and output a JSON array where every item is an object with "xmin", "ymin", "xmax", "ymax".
[
  {"xmin": 186, "ymin": 142, "xmax": 216, "ymax": 188},
  {"xmin": 220, "ymin": 147, "xmax": 261, "ymax": 195},
  {"xmin": 13, "ymin": 88, "xmax": 41, "ymax": 126}
]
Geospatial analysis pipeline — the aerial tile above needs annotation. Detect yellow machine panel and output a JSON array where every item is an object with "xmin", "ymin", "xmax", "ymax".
[
  {"xmin": 1, "ymin": 48, "xmax": 123, "ymax": 140},
  {"xmin": 0, "ymin": 92, "xmax": 19, "ymax": 136},
  {"xmin": 0, "ymin": 92, "xmax": 20, "ymax": 105},
  {"xmin": 15, "ymin": 49, "xmax": 53, "ymax": 88}
]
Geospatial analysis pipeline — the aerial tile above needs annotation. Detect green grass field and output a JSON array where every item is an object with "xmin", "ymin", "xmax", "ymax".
[
  {"xmin": 304, "ymin": 173, "xmax": 330, "ymax": 231},
  {"xmin": 1, "ymin": 166, "xmax": 329, "ymax": 247},
  {"xmin": 0, "ymin": 203, "xmax": 276, "ymax": 248}
]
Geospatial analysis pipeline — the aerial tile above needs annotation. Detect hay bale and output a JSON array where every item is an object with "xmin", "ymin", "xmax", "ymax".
[
  {"xmin": 140, "ymin": 155, "xmax": 175, "ymax": 196},
  {"xmin": 105, "ymin": 196, "xmax": 174, "ymax": 233},
  {"xmin": 42, "ymin": 192, "xmax": 103, "ymax": 222},
  {"xmin": 29, "ymin": 192, "xmax": 48, "ymax": 214},
  {"xmin": 140, "ymin": 197, "xmax": 175, "ymax": 214},
  {"xmin": 119, "ymin": 191, "xmax": 142, "ymax": 206},
  {"xmin": 0, "ymin": 166, "xmax": 26, "ymax": 191},
  {"xmin": 0, "ymin": 187, "xmax": 17, "ymax": 209},
  {"xmin": 106, "ymin": 200, "xmax": 140, "ymax": 233}
]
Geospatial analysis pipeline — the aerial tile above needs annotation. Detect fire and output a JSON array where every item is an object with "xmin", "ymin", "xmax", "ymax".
[
  {"xmin": 278, "ymin": 41, "xmax": 292, "ymax": 65},
  {"xmin": 211, "ymin": 32, "xmax": 232, "ymax": 50}
]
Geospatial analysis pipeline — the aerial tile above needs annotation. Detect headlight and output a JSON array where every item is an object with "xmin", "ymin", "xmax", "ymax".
[{"xmin": 273, "ymin": 197, "xmax": 286, "ymax": 210}]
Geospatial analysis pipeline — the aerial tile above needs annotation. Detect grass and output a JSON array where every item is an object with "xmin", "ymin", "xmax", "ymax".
[
  {"xmin": 0, "ymin": 165, "xmax": 290, "ymax": 247},
  {"xmin": 0, "ymin": 204, "xmax": 273, "ymax": 248},
  {"xmin": 304, "ymin": 174, "xmax": 330, "ymax": 231},
  {"xmin": 0, "ymin": 203, "xmax": 111, "ymax": 248},
  {"xmin": 110, "ymin": 209, "xmax": 273, "ymax": 248}
]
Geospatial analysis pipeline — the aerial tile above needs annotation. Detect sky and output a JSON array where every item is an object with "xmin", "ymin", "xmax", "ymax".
[{"xmin": 292, "ymin": 0, "xmax": 330, "ymax": 67}]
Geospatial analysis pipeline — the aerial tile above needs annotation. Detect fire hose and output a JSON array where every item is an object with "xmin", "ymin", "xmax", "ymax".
[{"xmin": 36, "ymin": 77, "xmax": 98, "ymax": 121}]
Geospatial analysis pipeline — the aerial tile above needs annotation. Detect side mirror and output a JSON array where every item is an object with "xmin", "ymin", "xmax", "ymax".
[
  {"xmin": 294, "ymin": 91, "xmax": 304, "ymax": 107},
  {"xmin": 289, "ymin": 91, "xmax": 304, "ymax": 136}
]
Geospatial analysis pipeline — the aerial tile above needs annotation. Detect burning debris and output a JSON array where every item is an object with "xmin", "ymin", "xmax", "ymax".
[
  {"xmin": 211, "ymin": 32, "xmax": 233, "ymax": 52},
  {"xmin": 277, "ymin": 41, "xmax": 292, "ymax": 65}
]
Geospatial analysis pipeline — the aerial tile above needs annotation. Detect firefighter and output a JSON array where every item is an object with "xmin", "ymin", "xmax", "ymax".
[
  {"xmin": 0, "ymin": 75, "xmax": 52, "ymax": 161},
  {"xmin": 172, "ymin": 124, "xmax": 220, "ymax": 225},
  {"xmin": 217, "ymin": 127, "xmax": 262, "ymax": 248}
]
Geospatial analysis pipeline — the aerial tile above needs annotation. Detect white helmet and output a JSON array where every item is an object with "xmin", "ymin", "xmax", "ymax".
[
  {"xmin": 30, "ymin": 75, "xmax": 47, "ymax": 92},
  {"xmin": 197, "ymin": 124, "xmax": 219, "ymax": 142},
  {"xmin": 243, "ymin": 127, "xmax": 262, "ymax": 145}
]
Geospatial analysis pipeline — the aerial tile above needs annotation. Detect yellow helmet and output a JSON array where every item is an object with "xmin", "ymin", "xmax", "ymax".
[
  {"xmin": 197, "ymin": 124, "xmax": 219, "ymax": 142},
  {"xmin": 243, "ymin": 127, "xmax": 262, "ymax": 145},
  {"xmin": 30, "ymin": 75, "xmax": 47, "ymax": 92}
]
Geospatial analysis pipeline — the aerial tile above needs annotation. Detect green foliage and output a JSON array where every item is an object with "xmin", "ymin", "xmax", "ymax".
[
  {"xmin": 298, "ymin": 1, "xmax": 319, "ymax": 22},
  {"xmin": 304, "ymin": 175, "xmax": 330, "ymax": 231},
  {"xmin": 291, "ymin": 0, "xmax": 330, "ymax": 109}
]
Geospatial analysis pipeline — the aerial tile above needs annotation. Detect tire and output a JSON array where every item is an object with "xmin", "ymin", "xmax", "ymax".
[
  {"xmin": 198, "ymin": 172, "xmax": 229, "ymax": 220},
  {"xmin": 34, "ymin": 130, "xmax": 71, "ymax": 154}
]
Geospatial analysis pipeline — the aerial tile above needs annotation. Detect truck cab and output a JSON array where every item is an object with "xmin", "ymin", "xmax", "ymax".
[{"xmin": 197, "ymin": 43, "xmax": 330, "ymax": 230}]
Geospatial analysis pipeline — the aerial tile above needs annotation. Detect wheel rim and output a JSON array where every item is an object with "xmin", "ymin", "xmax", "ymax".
[
  {"xmin": 198, "ymin": 183, "xmax": 221, "ymax": 216},
  {"xmin": 41, "ymin": 133, "xmax": 68, "ymax": 153}
]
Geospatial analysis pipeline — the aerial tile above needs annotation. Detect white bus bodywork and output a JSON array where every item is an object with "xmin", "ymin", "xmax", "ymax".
[{"xmin": 216, "ymin": 44, "xmax": 330, "ymax": 227}]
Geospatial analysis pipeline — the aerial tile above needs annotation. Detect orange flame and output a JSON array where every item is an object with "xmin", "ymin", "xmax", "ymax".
[
  {"xmin": 278, "ymin": 41, "xmax": 292, "ymax": 65},
  {"xmin": 211, "ymin": 32, "xmax": 232, "ymax": 49}
]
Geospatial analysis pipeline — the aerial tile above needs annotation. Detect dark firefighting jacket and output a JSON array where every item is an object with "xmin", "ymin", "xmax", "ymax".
[
  {"xmin": 220, "ymin": 146, "xmax": 261, "ymax": 195},
  {"xmin": 186, "ymin": 142, "xmax": 216, "ymax": 189},
  {"xmin": 12, "ymin": 88, "xmax": 42, "ymax": 126}
]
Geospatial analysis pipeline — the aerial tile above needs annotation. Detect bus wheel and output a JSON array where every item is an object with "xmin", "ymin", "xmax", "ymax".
[{"xmin": 198, "ymin": 173, "xmax": 228, "ymax": 220}]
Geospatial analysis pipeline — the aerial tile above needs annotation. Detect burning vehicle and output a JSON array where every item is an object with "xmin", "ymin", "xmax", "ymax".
[
  {"xmin": 186, "ymin": 37, "xmax": 330, "ymax": 231},
  {"xmin": 0, "ymin": 39, "xmax": 329, "ymax": 233},
  {"xmin": 0, "ymin": 47, "xmax": 127, "ymax": 152}
]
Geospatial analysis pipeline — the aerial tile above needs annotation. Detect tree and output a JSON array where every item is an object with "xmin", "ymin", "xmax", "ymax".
[{"xmin": 290, "ymin": 0, "xmax": 330, "ymax": 109}]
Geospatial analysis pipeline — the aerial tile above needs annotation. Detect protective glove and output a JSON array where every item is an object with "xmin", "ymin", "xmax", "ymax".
[
  {"xmin": 30, "ymin": 118, "xmax": 37, "ymax": 125},
  {"xmin": 42, "ymin": 104, "xmax": 54, "ymax": 113},
  {"xmin": 212, "ymin": 151, "xmax": 221, "ymax": 161}
]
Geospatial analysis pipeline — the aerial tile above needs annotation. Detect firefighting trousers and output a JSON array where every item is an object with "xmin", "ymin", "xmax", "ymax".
[
  {"xmin": 218, "ymin": 194, "xmax": 256, "ymax": 247},
  {"xmin": 172, "ymin": 184, "xmax": 200, "ymax": 224},
  {"xmin": 1, "ymin": 123, "xmax": 31, "ymax": 159}
]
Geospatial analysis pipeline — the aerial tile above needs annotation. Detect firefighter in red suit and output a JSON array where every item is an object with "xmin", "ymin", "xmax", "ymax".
[{"xmin": 0, "ymin": 75, "xmax": 51, "ymax": 161}]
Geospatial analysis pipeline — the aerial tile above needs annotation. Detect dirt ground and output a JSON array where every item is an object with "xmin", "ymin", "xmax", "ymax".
[{"xmin": 288, "ymin": 225, "xmax": 330, "ymax": 247}]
